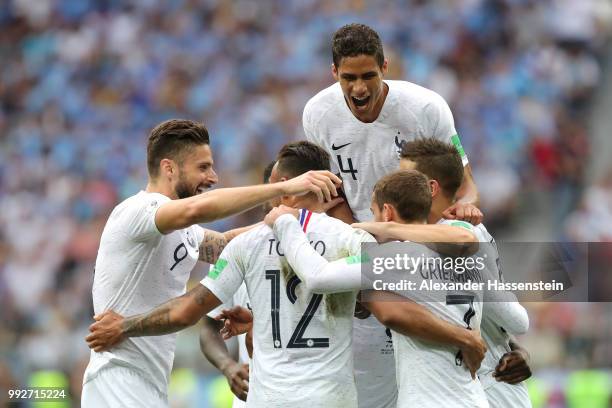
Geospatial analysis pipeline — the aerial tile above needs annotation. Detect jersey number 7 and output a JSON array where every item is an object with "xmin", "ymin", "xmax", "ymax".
[
  {"xmin": 446, "ymin": 293, "xmax": 476, "ymax": 366},
  {"xmin": 266, "ymin": 270, "xmax": 330, "ymax": 349}
]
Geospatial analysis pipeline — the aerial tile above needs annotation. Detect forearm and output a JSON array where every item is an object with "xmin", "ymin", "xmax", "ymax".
[
  {"xmin": 122, "ymin": 284, "xmax": 219, "ymax": 337},
  {"xmin": 199, "ymin": 223, "xmax": 260, "ymax": 264},
  {"xmin": 456, "ymin": 165, "xmax": 480, "ymax": 207},
  {"xmin": 200, "ymin": 317, "xmax": 236, "ymax": 372},
  {"xmin": 223, "ymin": 223, "xmax": 261, "ymax": 242},
  {"xmin": 485, "ymin": 297, "xmax": 529, "ymax": 335},
  {"xmin": 122, "ymin": 298, "xmax": 191, "ymax": 337},
  {"xmin": 157, "ymin": 184, "xmax": 285, "ymax": 233},
  {"xmin": 385, "ymin": 223, "xmax": 476, "ymax": 243},
  {"xmin": 274, "ymin": 215, "xmax": 360, "ymax": 293},
  {"xmin": 367, "ymin": 296, "xmax": 471, "ymax": 348},
  {"xmin": 187, "ymin": 184, "xmax": 285, "ymax": 224}
]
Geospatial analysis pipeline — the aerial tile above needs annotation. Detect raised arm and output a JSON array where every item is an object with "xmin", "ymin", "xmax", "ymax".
[
  {"xmin": 269, "ymin": 209, "xmax": 362, "ymax": 294},
  {"xmin": 156, "ymin": 170, "xmax": 341, "ymax": 233},
  {"xmin": 352, "ymin": 221, "xmax": 476, "ymax": 244},
  {"xmin": 86, "ymin": 284, "xmax": 221, "ymax": 352}
]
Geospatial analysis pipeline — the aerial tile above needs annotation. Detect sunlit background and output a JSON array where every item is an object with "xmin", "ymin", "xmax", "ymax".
[{"xmin": 1, "ymin": 0, "xmax": 611, "ymax": 406}]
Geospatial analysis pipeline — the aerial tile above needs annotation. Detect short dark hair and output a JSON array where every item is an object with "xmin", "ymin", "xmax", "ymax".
[
  {"xmin": 332, "ymin": 23, "xmax": 385, "ymax": 68},
  {"xmin": 400, "ymin": 138, "xmax": 463, "ymax": 198},
  {"xmin": 147, "ymin": 119, "xmax": 210, "ymax": 178},
  {"xmin": 373, "ymin": 170, "xmax": 431, "ymax": 223},
  {"xmin": 276, "ymin": 141, "xmax": 330, "ymax": 179},
  {"xmin": 263, "ymin": 160, "xmax": 276, "ymax": 184}
]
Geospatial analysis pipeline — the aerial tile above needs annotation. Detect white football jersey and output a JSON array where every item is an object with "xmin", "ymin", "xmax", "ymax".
[
  {"xmin": 207, "ymin": 283, "xmax": 251, "ymax": 408},
  {"xmin": 441, "ymin": 220, "xmax": 531, "ymax": 407},
  {"xmin": 83, "ymin": 191, "xmax": 204, "ymax": 397},
  {"xmin": 384, "ymin": 241, "xmax": 488, "ymax": 408},
  {"xmin": 202, "ymin": 210, "xmax": 375, "ymax": 408},
  {"xmin": 304, "ymin": 80, "xmax": 469, "ymax": 408},
  {"xmin": 471, "ymin": 224, "xmax": 532, "ymax": 408},
  {"xmin": 303, "ymin": 80, "xmax": 469, "ymax": 223}
]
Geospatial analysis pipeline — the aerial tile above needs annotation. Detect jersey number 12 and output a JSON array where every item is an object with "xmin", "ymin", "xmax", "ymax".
[{"xmin": 266, "ymin": 269, "xmax": 329, "ymax": 349}]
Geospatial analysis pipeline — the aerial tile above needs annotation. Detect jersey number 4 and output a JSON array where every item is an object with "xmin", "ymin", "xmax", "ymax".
[
  {"xmin": 336, "ymin": 155, "xmax": 358, "ymax": 180},
  {"xmin": 266, "ymin": 270, "xmax": 329, "ymax": 349}
]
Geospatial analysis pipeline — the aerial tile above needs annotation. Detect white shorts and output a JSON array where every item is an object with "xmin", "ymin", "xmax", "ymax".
[
  {"xmin": 82, "ymin": 364, "xmax": 167, "ymax": 408},
  {"xmin": 485, "ymin": 381, "xmax": 531, "ymax": 408},
  {"xmin": 232, "ymin": 396, "xmax": 246, "ymax": 408}
]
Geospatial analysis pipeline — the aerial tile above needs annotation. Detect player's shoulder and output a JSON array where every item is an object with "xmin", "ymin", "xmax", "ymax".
[
  {"xmin": 231, "ymin": 223, "xmax": 273, "ymax": 247},
  {"xmin": 388, "ymin": 80, "xmax": 448, "ymax": 108},
  {"xmin": 474, "ymin": 223, "xmax": 494, "ymax": 243},
  {"xmin": 303, "ymin": 83, "xmax": 343, "ymax": 121},
  {"xmin": 110, "ymin": 191, "xmax": 170, "ymax": 219}
]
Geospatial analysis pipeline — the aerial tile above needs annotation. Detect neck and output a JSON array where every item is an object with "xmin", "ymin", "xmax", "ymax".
[
  {"xmin": 287, "ymin": 195, "xmax": 319, "ymax": 212},
  {"xmin": 428, "ymin": 194, "xmax": 454, "ymax": 224},
  {"xmin": 146, "ymin": 179, "xmax": 176, "ymax": 199}
]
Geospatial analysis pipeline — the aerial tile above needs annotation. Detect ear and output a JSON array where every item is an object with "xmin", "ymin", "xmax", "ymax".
[
  {"xmin": 381, "ymin": 59, "xmax": 388, "ymax": 75},
  {"xmin": 382, "ymin": 203, "xmax": 396, "ymax": 222},
  {"xmin": 429, "ymin": 179, "xmax": 441, "ymax": 198},
  {"xmin": 332, "ymin": 63, "xmax": 339, "ymax": 81},
  {"xmin": 160, "ymin": 158, "xmax": 177, "ymax": 180}
]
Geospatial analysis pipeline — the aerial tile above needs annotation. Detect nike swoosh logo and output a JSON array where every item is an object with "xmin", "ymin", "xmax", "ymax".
[{"xmin": 331, "ymin": 142, "xmax": 351, "ymax": 150}]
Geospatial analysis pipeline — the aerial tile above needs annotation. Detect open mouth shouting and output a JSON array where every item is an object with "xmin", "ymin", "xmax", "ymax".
[{"xmin": 351, "ymin": 95, "xmax": 371, "ymax": 110}]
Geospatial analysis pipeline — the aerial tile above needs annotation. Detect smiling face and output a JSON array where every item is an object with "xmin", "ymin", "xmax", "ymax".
[
  {"xmin": 173, "ymin": 144, "xmax": 218, "ymax": 199},
  {"xmin": 333, "ymin": 54, "xmax": 388, "ymax": 123}
]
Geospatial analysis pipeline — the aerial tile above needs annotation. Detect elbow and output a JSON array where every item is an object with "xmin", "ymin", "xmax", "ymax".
[
  {"xmin": 503, "ymin": 309, "xmax": 530, "ymax": 336},
  {"xmin": 176, "ymin": 299, "xmax": 204, "ymax": 328},
  {"xmin": 303, "ymin": 278, "xmax": 326, "ymax": 295},
  {"xmin": 514, "ymin": 311, "xmax": 530, "ymax": 335},
  {"xmin": 373, "ymin": 308, "xmax": 406, "ymax": 330}
]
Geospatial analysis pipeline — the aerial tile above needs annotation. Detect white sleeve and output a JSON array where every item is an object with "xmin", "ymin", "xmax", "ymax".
[
  {"xmin": 206, "ymin": 264, "xmax": 235, "ymax": 318},
  {"xmin": 302, "ymin": 102, "xmax": 317, "ymax": 144},
  {"xmin": 274, "ymin": 214, "xmax": 363, "ymax": 294},
  {"xmin": 483, "ymin": 294, "xmax": 530, "ymax": 335},
  {"xmin": 123, "ymin": 194, "xmax": 170, "ymax": 242},
  {"xmin": 426, "ymin": 92, "xmax": 469, "ymax": 166},
  {"xmin": 200, "ymin": 237, "xmax": 245, "ymax": 304}
]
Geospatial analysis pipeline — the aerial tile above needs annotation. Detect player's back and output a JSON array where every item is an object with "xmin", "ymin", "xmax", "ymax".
[
  {"xmin": 383, "ymin": 241, "xmax": 488, "ymax": 408},
  {"xmin": 206, "ymin": 210, "xmax": 372, "ymax": 407}
]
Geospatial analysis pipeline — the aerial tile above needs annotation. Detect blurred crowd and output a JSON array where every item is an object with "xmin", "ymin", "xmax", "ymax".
[{"xmin": 1, "ymin": 0, "xmax": 611, "ymax": 406}]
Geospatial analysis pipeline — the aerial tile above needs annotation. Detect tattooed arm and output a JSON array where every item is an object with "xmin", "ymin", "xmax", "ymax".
[
  {"xmin": 85, "ymin": 284, "xmax": 222, "ymax": 352},
  {"xmin": 199, "ymin": 224, "xmax": 260, "ymax": 264}
]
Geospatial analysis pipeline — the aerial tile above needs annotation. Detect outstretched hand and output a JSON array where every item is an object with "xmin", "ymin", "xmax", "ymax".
[
  {"xmin": 494, "ymin": 349, "xmax": 532, "ymax": 384},
  {"xmin": 281, "ymin": 170, "xmax": 342, "ymax": 203},
  {"xmin": 85, "ymin": 310, "xmax": 126, "ymax": 352},
  {"xmin": 222, "ymin": 361, "xmax": 250, "ymax": 401},
  {"xmin": 214, "ymin": 306, "xmax": 253, "ymax": 340},
  {"xmin": 460, "ymin": 329, "xmax": 487, "ymax": 380}
]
